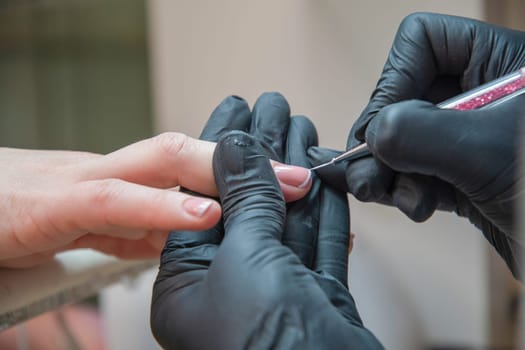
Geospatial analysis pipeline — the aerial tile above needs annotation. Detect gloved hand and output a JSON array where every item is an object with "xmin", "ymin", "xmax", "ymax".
[
  {"xmin": 309, "ymin": 13, "xmax": 525, "ymax": 278},
  {"xmin": 151, "ymin": 131, "xmax": 382, "ymax": 350},
  {"xmin": 150, "ymin": 92, "xmax": 382, "ymax": 349}
]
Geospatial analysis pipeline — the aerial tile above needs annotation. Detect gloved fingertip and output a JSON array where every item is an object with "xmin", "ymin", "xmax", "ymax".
[
  {"xmin": 213, "ymin": 131, "xmax": 283, "ymax": 204},
  {"xmin": 201, "ymin": 95, "xmax": 252, "ymax": 141},
  {"xmin": 393, "ymin": 193, "xmax": 434, "ymax": 222},
  {"xmin": 345, "ymin": 171, "xmax": 372, "ymax": 201},
  {"xmin": 391, "ymin": 175, "xmax": 438, "ymax": 222},
  {"xmin": 214, "ymin": 131, "xmax": 259, "ymax": 176},
  {"xmin": 254, "ymin": 92, "xmax": 291, "ymax": 114},
  {"xmin": 217, "ymin": 95, "xmax": 249, "ymax": 112},
  {"xmin": 345, "ymin": 159, "xmax": 394, "ymax": 202},
  {"xmin": 224, "ymin": 94, "xmax": 247, "ymax": 103}
]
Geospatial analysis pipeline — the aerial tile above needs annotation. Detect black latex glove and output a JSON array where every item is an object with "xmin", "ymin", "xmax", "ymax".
[
  {"xmin": 150, "ymin": 92, "xmax": 382, "ymax": 349},
  {"xmin": 151, "ymin": 131, "xmax": 382, "ymax": 350},
  {"xmin": 309, "ymin": 13, "xmax": 525, "ymax": 278}
]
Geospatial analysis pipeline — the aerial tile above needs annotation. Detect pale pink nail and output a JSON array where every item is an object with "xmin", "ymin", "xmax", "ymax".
[
  {"xmin": 183, "ymin": 198, "xmax": 213, "ymax": 217},
  {"xmin": 274, "ymin": 165, "xmax": 311, "ymax": 188}
]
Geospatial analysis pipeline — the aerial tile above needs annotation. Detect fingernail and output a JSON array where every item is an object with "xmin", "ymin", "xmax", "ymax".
[
  {"xmin": 274, "ymin": 165, "xmax": 311, "ymax": 188},
  {"xmin": 183, "ymin": 197, "xmax": 213, "ymax": 217}
]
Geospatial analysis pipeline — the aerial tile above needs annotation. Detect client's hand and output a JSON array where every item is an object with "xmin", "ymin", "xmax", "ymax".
[
  {"xmin": 0, "ymin": 94, "xmax": 311, "ymax": 268},
  {"xmin": 0, "ymin": 135, "xmax": 221, "ymax": 267}
]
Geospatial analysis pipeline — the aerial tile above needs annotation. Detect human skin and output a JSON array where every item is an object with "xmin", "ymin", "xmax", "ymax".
[{"xmin": 0, "ymin": 132, "xmax": 311, "ymax": 268}]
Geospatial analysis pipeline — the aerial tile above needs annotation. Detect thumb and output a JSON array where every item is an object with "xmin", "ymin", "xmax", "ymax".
[
  {"xmin": 213, "ymin": 131, "xmax": 286, "ymax": 242},
  {"xmin": 365, "ymin": 100, "xmax": 464, "ymax": 177},
  {"xmin": 365, "ymin": 99, "xmax": 518, "ymax": 196}
]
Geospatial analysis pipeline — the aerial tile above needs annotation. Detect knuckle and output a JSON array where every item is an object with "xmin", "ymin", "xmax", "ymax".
[
  {"xmin": 151, "ymin": 132, "xmax": 189, "ymax": 159},
  {"xmin": 85, "ymin": 178, "xmax": 126, "ymax": 208}
]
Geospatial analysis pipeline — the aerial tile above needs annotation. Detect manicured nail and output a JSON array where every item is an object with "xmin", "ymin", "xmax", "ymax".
[
  {"xmin": 183, "ymin": 197, "xmax": 213, "ymax": 217},
  {"xmin": 274, "ymin": 165, "xmax": 311, "ymax": 188}
]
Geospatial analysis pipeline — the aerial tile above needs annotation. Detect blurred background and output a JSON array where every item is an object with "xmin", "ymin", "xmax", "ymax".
[{"xmin": 0, "ymin": 0, "xmax": 523, "ymax": 349}]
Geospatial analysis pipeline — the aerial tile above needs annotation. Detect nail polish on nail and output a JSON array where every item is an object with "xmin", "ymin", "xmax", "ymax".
[
  {"xmin": 274, "ymin": 165, "xmax": 311, "ymax": 189},
  {"xmin": 183, "ymin": 198, "xmax": 213, "ymax": 217}
]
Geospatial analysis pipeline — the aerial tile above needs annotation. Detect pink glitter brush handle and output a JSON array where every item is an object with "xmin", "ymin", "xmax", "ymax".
[{"xmin": 437, "ymin": 67, "xmax": 525, "ymax": 110}]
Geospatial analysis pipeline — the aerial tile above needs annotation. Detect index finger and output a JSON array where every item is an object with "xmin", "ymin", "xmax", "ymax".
[{"xmin": 77, "ymin": 133, "xmax": 218, "ymax": 195}]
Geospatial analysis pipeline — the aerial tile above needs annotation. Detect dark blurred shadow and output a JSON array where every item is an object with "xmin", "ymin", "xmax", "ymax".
[{"xmin": 0, "ymin": 0, "xmax": 152, "ymax": 153}]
